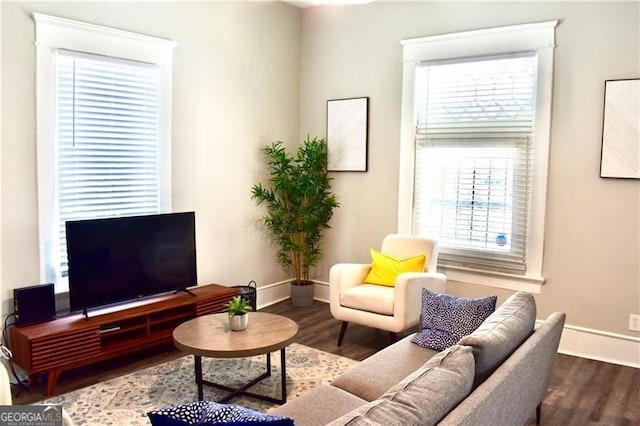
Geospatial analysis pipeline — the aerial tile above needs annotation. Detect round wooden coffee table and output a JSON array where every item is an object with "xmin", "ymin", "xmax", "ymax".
[{"xmin": 173, "ymin": 312, "xmax": 298, "ymax": 404}]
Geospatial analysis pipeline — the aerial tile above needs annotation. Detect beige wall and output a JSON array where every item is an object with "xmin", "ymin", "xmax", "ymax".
[
  {"xmin": 0, "ymin": 1, "xmax": 301, "ymax": 314},
  {"xmin": 300, "ymin": 2, "xmax": 640, "ymax": 337},
  {"xmin": 1, "ymin": 0, "xmax": 638, "ymax": 342}
]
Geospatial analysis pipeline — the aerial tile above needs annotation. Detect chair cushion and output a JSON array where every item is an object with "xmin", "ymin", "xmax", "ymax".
[
  {"xmin": 340, "ymin": 283, "xmax": 394, "ymax": 315},
  {"xmin": 412, "ymin": 289, "xmax": 497, "ymax": 351},
  {"xmin": 326, "ymin": 345, "xmax": 475, "ymax": 426},
  {"xmin": 363, "ymin": 248, "xmax": 426, "ymax": 287},
  {"xmin": 458, "ymin": 291, "xmax": 537, "ymax": 386},
  {"xmin": 148, "ymin": 401, "xmax": 293, "ymax": 426}
]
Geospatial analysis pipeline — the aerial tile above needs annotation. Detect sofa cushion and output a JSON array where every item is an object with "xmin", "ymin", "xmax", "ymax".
[
  {"xmin": 458, "ymin": 291, "xmax": 537, "ymax": 387},
  {"xmin": 363, "ymin": 248, "xmax": 426, "ymax": 287},
  {"xmin": 340, "ymin": 283, "xmax": 395, "ymax": 315},
  {"xmin": 331, "ymin": 333, "xmax": 439, "ymax": 401},
  {"xmin": 327, "ymin": 345, "xmax": 475, "ymax": 426},
  {"xmin": 412, "ymin": 289, "xmax": 497, "ymax": 351},
  {"xmin": 148, "ymin": 401, "xmax": 293, "ymax": 426},
  {"xmin": 269, "ymin": 383, "xmax": 367, "ymax": 426}
]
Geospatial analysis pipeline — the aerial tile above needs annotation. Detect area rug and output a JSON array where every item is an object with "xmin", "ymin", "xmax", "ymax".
[{"xmin": 41, "ymin": 343, "xmax": 358, "ymax": 426}]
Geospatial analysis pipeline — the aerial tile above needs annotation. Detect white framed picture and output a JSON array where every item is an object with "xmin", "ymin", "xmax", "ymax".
[
  {"xmin": 600, "ymin": 78, "xmax": 640, "ymax": 179},
  {"xmin": 327, "ymin": 97, "xmax": 369, "ymax": 172}
]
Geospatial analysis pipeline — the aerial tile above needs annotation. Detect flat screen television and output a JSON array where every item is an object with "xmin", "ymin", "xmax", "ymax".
[{"xmin": 66, "ymin": 212, "xmax": 197, "ymax": 314}]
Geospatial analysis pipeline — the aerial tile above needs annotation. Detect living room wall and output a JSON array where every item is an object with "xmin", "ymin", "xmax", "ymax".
[
  {"xmin": 0, "ymin": 0, "xmax": 637, "ymax": 366},
  {"xmin": 0, "ymin": 1, "xmax": 301, "ymax": 314},
  {"xmin": 298, "ymin": 1, "xmax": 639, "ymax": 361}
]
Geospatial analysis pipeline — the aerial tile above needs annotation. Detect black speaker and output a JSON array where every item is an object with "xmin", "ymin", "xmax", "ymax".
[{"xmin": 14, "ymin": 283, "xmax": 56, "ymax": 327}]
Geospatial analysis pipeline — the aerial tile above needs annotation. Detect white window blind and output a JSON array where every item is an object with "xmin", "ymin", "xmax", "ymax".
[
  {"xmin": 413, "ymin": 54, "xmax": 537, "ymax": 273},
  {"xmin": 55, "ymin": 50, "xmax": 162, "ymax": 274}
]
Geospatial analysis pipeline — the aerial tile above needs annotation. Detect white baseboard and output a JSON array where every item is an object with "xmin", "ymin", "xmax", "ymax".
[
  {"xmin": 255, "ymin": 279, "xmax": 331, "ymax": 308},
  {"xmin": 254, "ymin": 280, "xmax": 292, "ymax": 309},
  {"xmin": 314, "ymin": 280, "xmax": 330, "ymax": 303},
  {"xmin": 256, "ymin": 281, "xmax": 640, "ymax": 369},
  {"xmin": 547, "ymin": 321, "xmax": 640, "ymax": 369}
]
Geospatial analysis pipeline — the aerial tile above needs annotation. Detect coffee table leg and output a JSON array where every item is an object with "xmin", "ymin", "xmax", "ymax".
[
  {"xmin": 266, "ymin": 352, "xmax": 272, "ymax": 377},
  {"xmin": 280, "ymin": 347, "xmax": 287, "ymax": 403},
  {"xmin": 195, "ymin": 348, "xmax": 289, "ymax": 405},
  {"xmin": 194, "ymin": 355, "xmax": 203, "ymax": 401}
]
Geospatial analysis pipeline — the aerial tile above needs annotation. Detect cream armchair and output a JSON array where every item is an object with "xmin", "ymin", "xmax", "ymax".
[{"xmin": 329, "ymin": 234, "xmax": 446, "ymax": 346}]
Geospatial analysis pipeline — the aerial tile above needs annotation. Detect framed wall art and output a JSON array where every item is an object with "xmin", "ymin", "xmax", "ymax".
[
  {"xmin": 326, "ymin": 97, "xmax": 369, "ymax": 172},
  {"xmin": 600, "ymin": 78, "xmax": 640, "ymax": 179}
]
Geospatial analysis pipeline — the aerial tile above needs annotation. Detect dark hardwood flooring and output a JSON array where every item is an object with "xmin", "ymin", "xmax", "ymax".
[{"xmin": 11, "ymin": 300, "xmax": 640, "ymax": 425}]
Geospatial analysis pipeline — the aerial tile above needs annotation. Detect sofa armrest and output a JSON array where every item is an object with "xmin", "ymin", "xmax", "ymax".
[
  {"xmin": 394, "ymin": 271, "xmax": 447, "ymax": 329},
  {"xmin": 439, "ymin": 312, "xmax": 566, "ymax": 426}
]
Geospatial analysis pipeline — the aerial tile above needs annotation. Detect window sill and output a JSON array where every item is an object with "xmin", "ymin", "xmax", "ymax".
[{"xmin": 437, "ymin": 264, "xmax": 545, "ymax": 294}]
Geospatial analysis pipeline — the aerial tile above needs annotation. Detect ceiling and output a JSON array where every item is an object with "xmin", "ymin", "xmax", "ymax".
[{"xmin": 282, "ymin": 0, "xmax": 374, "ymax": 8}]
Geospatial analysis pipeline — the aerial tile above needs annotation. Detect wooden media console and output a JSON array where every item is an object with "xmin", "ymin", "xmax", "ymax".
[{"xmin": 9, "ymin": 283, "xmax": 237, "ymax": 396}]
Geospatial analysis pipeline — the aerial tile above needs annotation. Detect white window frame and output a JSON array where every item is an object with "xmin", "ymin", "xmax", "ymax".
[
  {"xmin": 398, "ymin": 21, "xmax": 558, "ymax": 293},
  {"xmin": 34, "ymin": 13, "xmax": 176, "ymax": 292}
]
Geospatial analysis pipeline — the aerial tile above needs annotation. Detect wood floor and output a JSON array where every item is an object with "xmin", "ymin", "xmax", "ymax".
[{"xmin": 11, "ymin": 300, "xmax": 640, "ymax": 425}]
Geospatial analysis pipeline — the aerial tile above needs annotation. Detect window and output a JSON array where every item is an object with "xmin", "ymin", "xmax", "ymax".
[
  {"xmin": 55, "ymin": 51, "xmax": 162, "ymax": 276},
  {"xmin": 34, "ymin": 13, "xmax": 176, "ymax": 292},
  {"xmin": 414, "ymin": 54, "xmax": 536, "ymax": 274},
  {"xmin": 398, "ymin": 21, "xmax": 557, "ymax": 291}
]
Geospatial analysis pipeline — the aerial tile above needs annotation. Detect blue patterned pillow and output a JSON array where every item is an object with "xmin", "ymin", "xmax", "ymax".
[
  {"xmin": 148, "ymin": 401, "xmax": 294, "ymax": 426},
  {"xmin": 412, "ymin": 289, "xmax": 497, "ymax": 351},
  {"xmin": 199, "ymin": 402, "xmax": 294, "ymax": 425},
  {"xmin": 148, "ymin": 401, "xmax": 211, "ymax": 426}
]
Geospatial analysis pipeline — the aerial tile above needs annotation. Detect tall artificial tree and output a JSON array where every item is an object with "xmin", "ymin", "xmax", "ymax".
[{"xmin": 251, "ymin": 136, "xmax": 339, "ymax": 285}]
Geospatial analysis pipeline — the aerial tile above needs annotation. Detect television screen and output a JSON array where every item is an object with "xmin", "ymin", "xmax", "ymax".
[{"xmin": 66, "ymin": 212, "xmax": 197, "ymax": 313}]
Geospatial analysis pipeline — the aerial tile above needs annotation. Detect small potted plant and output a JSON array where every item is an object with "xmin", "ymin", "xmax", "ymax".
[{"xmin": 225, "ymin": 296, "xmax": 252, "ymax": 331}]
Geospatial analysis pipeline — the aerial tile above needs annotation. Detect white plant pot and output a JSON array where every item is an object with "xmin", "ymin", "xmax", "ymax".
[{"xmin": 229, "ymin": 314, "xmax": 248, "ymax": 331}]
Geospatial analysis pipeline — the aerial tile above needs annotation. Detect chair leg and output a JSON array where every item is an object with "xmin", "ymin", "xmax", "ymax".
[
  {"xmin": 337, "ymin": 321, "xmax": 349, "ymax": 346},
  {"xmin": 389, "ymin": 332, "xmax": 397, "ymax": 343},
  {"xmin": 536, "ymin": 403, "xmax": 542, "ymax": 425}
]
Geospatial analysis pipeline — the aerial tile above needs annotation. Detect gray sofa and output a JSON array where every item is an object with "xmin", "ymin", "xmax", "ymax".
[{"xmin": 272, "ymin": 291, "xmax": 566, "ymax": 425}]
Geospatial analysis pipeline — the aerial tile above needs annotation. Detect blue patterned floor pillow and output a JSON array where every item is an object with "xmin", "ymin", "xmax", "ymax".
[
  {"xmin": 412, "ymin": 288, "xmax": 497, "ymax": 351},
  {"xmin": 148, "ymin": 401, "xmax": 294, "ymax": 426}
]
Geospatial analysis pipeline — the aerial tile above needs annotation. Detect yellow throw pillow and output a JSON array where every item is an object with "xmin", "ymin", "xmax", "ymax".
[{"xmin": 364, "ymin": 248, "xmax": 427, "ymax": 287}]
